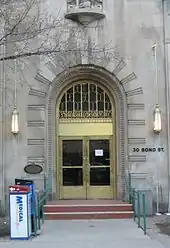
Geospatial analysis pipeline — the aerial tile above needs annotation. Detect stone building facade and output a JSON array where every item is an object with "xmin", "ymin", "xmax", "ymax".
[{"xmin": 1, "ymin": 0, "xmax": 170, "ymax": 213}]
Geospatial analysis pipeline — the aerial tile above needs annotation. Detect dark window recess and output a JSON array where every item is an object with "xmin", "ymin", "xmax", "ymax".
[
  {"xmin": 63, "ymin": 168, "xmax": 83, "ymax": 186},
  {"xmin": 90, "ymin": 167, "xmax": 110, "ymax": 186},
  {"xmin": 62, "ymin": 140, "xmax": 83, "ymax": 166}
]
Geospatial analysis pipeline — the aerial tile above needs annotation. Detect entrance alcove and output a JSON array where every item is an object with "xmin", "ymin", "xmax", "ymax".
[{"xmin": 46, "ymin": 65, "xmax": 128, "ymax": 201}]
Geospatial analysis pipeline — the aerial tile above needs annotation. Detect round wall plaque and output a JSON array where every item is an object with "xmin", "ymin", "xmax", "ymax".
[{"xmin": 24, "ymin": 163, "xmax": 43, "ymax": 174}]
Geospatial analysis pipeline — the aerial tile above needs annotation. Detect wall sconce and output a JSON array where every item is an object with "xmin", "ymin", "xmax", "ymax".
[
  {"xmin": 12, "ymin": 53, "xmax": 19, "ymax": 135},
  {"xmin": 11, "ymin": 107, "xmax": 19, "ymax": 134},
  {"xmin": 153, "ymin": 104, "xmax": 161, "ymax": 134}
]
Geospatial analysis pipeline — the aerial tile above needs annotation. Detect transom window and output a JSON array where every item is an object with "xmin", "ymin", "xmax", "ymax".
[{"xmin": 59, "ymin": 82, "xmax": 112, "ymax": 119}]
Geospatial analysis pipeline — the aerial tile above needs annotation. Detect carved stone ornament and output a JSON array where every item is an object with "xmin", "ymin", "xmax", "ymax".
[
  {"xmin": 79, "ymin": 0, "xmax": 91, "ymax": 8},
  {"xmin": 67, "ymin": 0, "xmax": 103, "ymax": 8},
  {"xmin": 67, "ymin": 0, "xmax": 76, "ymax": 8},
  {"xmin": 66, "ymin": 0, "xmax": 105, "ymax": 26}
]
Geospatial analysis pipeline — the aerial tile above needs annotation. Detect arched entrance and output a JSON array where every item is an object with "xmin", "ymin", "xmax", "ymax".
[
  {"xmin": 47, "ymin": 65, "xmax": 128, "ymax": 201},
  {"xmin": 56, "ymin": 80, "xmax": 116, "ymax": 199}
]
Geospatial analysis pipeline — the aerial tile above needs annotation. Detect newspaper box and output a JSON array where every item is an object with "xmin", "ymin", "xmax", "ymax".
[
  {"xmin": 15, "ymin": 179, "xmax": 35, "ymax": 214},
  {"xmin": 15, "ymin": 179, "xmax": 36, "ymax": 232},
  {"xmin": 9, "ymin": 185, "xmax": 31, "ymax": 240}
]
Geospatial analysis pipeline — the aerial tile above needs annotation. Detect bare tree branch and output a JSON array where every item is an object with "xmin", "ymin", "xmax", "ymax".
[
  {"xmin": 0, "ymin": 0, "xmax": 121, "ymax": 66},
  {"xmin": 0, "ymin": 47, "xmax": 118, "ymax": 61},
  {"xmin": 0, "ymin": 0, "xmax": 37, "ymax": 44}
]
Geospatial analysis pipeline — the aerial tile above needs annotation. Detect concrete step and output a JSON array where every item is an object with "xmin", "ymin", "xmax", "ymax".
[
  {"xmin": 44, "ymin": 201, "xmax": 133, "ymax": 220},
  {"xmin": 44, "ymin": 211, "xmax": 133, "ymax": 220},
  {"xmin": 44, "ymin": 204, "xmax": 132, "ymax": 213}
]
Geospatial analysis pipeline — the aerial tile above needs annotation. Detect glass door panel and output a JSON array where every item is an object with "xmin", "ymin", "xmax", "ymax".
[
  {"xmin": 63, "ymin": 140, "xmax": 83, "ymax": 166},
  {"xmin": 90, "ymin": 167, "xmax": 110, "ymax": 186},
  {"xmin": 60, "ymin": 139, "xmax": 86, "ymax": 199},
  {"xmin": 89, "ymin": 139, "xmax": 110, "ymax": 166},
  {"xmin": 63, "ymin": 168, "xmax": 83, "ymax": 186}
]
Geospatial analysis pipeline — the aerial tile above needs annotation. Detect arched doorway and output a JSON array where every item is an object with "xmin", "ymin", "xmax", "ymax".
[
  {"xmin": 56, "ymin": 80, "xmax": 116, "ymax": 199},
  {"xmin": 47, "ymin": 65, "xmax": 128, "ymax": 201}
]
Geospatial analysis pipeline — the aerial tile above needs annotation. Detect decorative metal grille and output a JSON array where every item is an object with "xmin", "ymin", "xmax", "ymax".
[{"xmin": 59, "ymin": 82, "xmax": 112, "ymax": 119}]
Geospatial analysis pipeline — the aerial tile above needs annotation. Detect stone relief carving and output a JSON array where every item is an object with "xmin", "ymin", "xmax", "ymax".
[
  {"xmin": 79, "ymin": 0, "xmax": 91, "ymax": 8},
  {"xmin": 93, "ymin": 0, "xmax": 103, "ymax": 9},
  {"xmin": 67, "ymin": 0, "xmax": 76, "ymax": 8},
  {"xmin": 67, "ymin": 0, "xmax": 103, "ymax": 9}
]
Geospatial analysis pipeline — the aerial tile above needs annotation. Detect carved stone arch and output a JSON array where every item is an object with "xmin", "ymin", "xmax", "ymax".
[{"xmin": 46, "ymin": 64, "xmax": 128, "ymax": 200}]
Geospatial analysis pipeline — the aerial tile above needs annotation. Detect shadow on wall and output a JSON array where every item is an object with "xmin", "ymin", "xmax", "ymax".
[{"xmin": 153, "ymin": 184, "xmax": 168, "ymax": 214}]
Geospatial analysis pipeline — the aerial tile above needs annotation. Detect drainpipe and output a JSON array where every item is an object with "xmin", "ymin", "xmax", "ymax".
[{"xmin": 162, "ymin": 0, "xmax": 170, "ymax": 213}]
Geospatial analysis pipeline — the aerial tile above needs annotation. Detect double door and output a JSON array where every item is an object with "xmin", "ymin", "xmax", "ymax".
[{"xmin": 59, "ymin": 136, "xmax": 115, "ymax": 199}]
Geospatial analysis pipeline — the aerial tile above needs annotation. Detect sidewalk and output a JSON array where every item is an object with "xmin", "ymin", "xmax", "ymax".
[
  {"xmin": 0, "ymin": 219, "xmax": 166, "ymax": 248},
  {"xmin": 147, "ymin": 216, "xmax": 170, "ymax": 248}
]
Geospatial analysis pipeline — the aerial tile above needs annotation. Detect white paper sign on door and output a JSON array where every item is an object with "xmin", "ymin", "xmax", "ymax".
[{"xmin": 95, "ymin": 149, "xmax": 103, "ymax": 156}]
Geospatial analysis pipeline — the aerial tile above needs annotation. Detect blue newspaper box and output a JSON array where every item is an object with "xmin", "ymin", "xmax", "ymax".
[
  {"xmin": 15, "ymin": 179, "xmax": 36, "ymax": 233},
  {"xmin": 15, "ymin": 179, "xmax": 35, "ymax": 215},
  {"xmin": 9, "ymin": 185, "xmax": 31, "ymax": 240}
]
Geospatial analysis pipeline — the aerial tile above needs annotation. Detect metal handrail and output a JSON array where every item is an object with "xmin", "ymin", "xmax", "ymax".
[
  {"xmin": 32, "ymin": 175, "xmax": 50, "ymax": 237},
  {"xmin": 125, "ymin": 173, "xmax": 147, "ymax": 235}
]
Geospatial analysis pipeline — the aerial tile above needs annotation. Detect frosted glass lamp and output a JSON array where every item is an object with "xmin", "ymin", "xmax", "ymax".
[
  {"xmin": 153, "ymin": 105, "xmax": 161, "ymax": 134},
  {"xmin": 11, "ymin": 107, "xmax": 19, "ymax": 134}
]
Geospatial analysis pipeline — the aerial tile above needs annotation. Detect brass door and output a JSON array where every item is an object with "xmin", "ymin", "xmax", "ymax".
[
  {"xmin": 86, "ymin": 137, "xmax": 114, "ymax": 199},
  {"xmin": 59, "ymin": 136, "xmax": 115, "ymax": 199},
  {"xmin": 60, "ymin": 137, "xmax": 86, "ymax": 199}
]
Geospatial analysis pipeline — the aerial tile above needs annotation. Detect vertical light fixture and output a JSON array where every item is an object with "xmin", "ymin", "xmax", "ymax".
[
  {"xmin": 152, "ymin": 43, "xmax": 162, "ymax": 215},
  {"xmin": 152, "ymin": 44, "xmax": 162, "ymax": 133},
  {"xmin": 153, "ymin": 104, "xmax": 162, "ymax": 133},
  {"xmin": 11, "ymin": 53, "xmax": 19, "ymax": 134}
]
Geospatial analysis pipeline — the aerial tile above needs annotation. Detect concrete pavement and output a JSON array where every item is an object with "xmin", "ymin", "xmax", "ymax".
[{"xmin": 0, "ymin": 219, "xmax": 166, "ymax": 248}]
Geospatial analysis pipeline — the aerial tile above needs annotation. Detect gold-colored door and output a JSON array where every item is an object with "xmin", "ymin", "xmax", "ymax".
[
  {"xmin": 86, "ymin": 137, "xmax": 114, "ymax": 199},
  {"xmin": 59, "ymin": 136, "xmax": 115, "ymax": 199},
  {"xmin": 60, "ymin": 137, "xmax": 86, "ymax": 199}
]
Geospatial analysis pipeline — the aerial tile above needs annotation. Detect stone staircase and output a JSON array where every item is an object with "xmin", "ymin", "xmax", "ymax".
[{"xmin": 44, "ymin": 200, "xmax": 133, "ymax": 220}]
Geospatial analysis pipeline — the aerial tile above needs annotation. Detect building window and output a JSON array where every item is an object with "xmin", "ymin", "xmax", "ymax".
[{"xmin": 59, "ymin": 82, "xmax": 112, "ymax": 119}]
